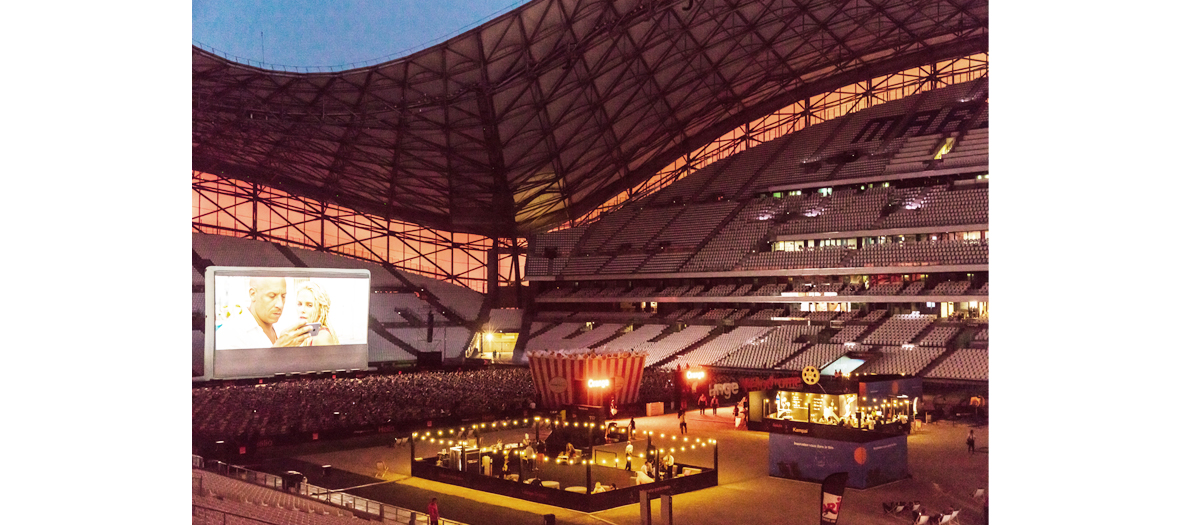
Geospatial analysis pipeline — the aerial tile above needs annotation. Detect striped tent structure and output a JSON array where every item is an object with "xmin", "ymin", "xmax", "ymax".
[{"xmin": 528, "ymin": 350, "xmax": 646, "ymax": 409}]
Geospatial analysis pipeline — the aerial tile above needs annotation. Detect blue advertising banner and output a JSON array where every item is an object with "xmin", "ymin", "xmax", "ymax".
[
  {"xmin": 858, "ymin": 377, "xmax": 922, "ymax": 400},
  {"xmin": 768, "ymin": 432, "xmax": 908, "ymax": 489}
]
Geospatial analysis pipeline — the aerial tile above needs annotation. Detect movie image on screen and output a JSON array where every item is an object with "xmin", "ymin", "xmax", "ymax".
[{"xmin": 204, "ymin": 267, "xmax": 370, "ymax": 379}]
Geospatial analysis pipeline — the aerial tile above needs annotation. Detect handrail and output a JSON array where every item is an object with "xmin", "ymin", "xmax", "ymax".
[
  {"xmin": 193, "ymin": 503, "xmax": 282, "ymax": 525},
  {"xmin": 194, "ymin": 454, "xmax": 468, "ymax": 525}
]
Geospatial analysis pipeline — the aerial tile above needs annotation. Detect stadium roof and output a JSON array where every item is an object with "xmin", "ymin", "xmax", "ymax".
[{"xmin": 193, "ymin": 0, "xmax": 988, "ymax": 237}]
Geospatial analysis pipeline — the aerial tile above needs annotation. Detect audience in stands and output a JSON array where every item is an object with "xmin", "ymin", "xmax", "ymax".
[{"xmin": 194, "ymin": 367, "xmax": 677, "ymax": 442}]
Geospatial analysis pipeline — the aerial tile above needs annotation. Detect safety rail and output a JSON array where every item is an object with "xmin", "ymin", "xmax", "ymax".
[
  {"xmin": 193, "ymin": 454, "xmax": 468, "ymax": 525},
  {"xmin": 193, "ymin": 503, "xmax": 280, "ymax": 525}
]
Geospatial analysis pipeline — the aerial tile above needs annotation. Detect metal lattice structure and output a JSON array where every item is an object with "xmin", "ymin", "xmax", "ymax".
[
  {"xmin": 568, "ymin": 52, "xmax": 988, "ymax": 227},
  {"xmin": 192, "ymin": 171, "xmax": 524, "ymax": 293},
  {"xmin": 194, "ymin": 0, "xmax": 988, "ymax": 239}
]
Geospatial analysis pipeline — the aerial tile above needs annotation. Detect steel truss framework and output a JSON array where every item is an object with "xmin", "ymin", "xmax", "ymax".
[
  {"xmin": 192, "ymin": 51, "xmax": 982, "ymax": 293},
  {"xmin": 568, "ymin": 52, "xmax": 988, "ymax": 227},
  {"xmin": 194, "ymin": 0, "xmax": 988, "ymax": 240},
  {"xmin": 192, "ymin": 171, "xmax": 524, "ymax": 293}
]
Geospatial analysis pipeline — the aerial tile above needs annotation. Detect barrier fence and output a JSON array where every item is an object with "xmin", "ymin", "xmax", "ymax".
[{"xmin": 193, "ymin": 454, "xmax": 467, "ymax": 525}]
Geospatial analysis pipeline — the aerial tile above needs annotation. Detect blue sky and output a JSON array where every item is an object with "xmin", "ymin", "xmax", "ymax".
[{"xmin": 193, "ymin": 0, "xmax": 531, "ymax": 68}]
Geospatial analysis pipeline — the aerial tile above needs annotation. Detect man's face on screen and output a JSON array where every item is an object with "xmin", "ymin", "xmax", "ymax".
[{"xmin": 249, "ymin": 278, "xmax": 287, "ymax": 326}]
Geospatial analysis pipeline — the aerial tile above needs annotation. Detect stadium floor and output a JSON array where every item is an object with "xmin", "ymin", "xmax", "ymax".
[{"xmin": 250, "ymin": 411, "xmax": 988, "ymax": 525}]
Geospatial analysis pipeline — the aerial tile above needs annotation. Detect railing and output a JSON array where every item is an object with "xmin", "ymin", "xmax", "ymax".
[
  {"xmin": 193, "ymin": 503, "xmax": 278, "ymax": 525},
  {"xmin": 194, "ymin": 454, "xmax": 468, "ymax": 525}
]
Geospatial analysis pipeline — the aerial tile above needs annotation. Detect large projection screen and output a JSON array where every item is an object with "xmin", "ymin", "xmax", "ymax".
[{"xmin": 204, "ymin": 267, "xmax": 370, "ymax": 379}]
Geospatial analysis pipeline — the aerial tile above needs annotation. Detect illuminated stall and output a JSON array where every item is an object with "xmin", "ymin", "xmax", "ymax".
[
  {"xmin": 746, "ymin": 374, "xmax": 920, "ymax": 488},
  {"xmin": 409, "ymin": 417, "xmax": 718, "ymax": 512}
]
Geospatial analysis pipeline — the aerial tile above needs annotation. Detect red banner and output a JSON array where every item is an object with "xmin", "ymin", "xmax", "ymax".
[
  {"xmin": 820, "ymin": 472, "xmax": 849, "ymax": 524},
  {"xmin": 527, "ymin": 351, "xmax": 646, "ymax": 409}
]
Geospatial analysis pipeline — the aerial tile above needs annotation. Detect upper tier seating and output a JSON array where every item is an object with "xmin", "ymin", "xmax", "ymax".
[
  {"xmin": 712, "ymin": 333, "xmax": 807, "ymax": 369},
  {"xmin": 387, "ymin": 327, "xmax": 472, "ymax": 357},
  {"xmin": 876, "ymin": 186, "xmax": 989, "ymax": 229},
  {"xmin": 744, "ymin": 308, "xmax": 785, "ymax": 321},
  {"xmin": 916, "ymin": 325, "xmax": 960, "ymax": 346},
  {"xmin": 638, "ymin": 251, "xmax": 694, "ymax": 273},
  {"xmin": 635, "ymin": 325, "xmax": 714, "ymax": 365},
  {"xmin": 649, "ymin": 156, "xmax": 737, "ymax": 206},
  {"xmin": 843, "ymin": 239, "xmax": 988, "ymax": 268},
  {"xmin": 525, "ymin": 81, "xmax": 990, "ymax": 279},
  {"xmin": 598, "ymin": 207, "xmax": 683, "ymax": 253},
  {"xmin": 778, "ymin": 344, "xmax": 850, "ymax": 371},
  {"xmin": 577, "ymin": 205, "xmax": 643, "ymax": 253},
  {"xmin": 646, "ymin": 201, "xmax": 741, "ymax": 250},
  {"xmin": 701, "ymin": 284, "xmax": 737, "ymax": 297},
  {"xmin": 937, "ymin": 128, "xmax": 989, "ymax": 169},
  {"xmin": 525, "ymin": 322, "xmax": 584, "ymax": 350},
  {"xmin": 699, "ymin": 308, "xmax": 736, "ymax": 320},
  {"xmin": 925, "ymin": 347, "xmax": 988, "ymax": 381},
  {"xmin": 560, "ymin": 255, "xmax": 613, "ymax": 276},
  {"xmin": 861, "ymin": 314, "xmax": 936, "ymax": 345},
  {"xmin": 370, "ymin": 292, "xmax": 434, "ymax": 323},
  {"xmin": 805, "ymin": 311, "xmax": 839, "ymax": 322},
  {"xmin": 831, "ymin": 309, "xmax": 864, "ymax": 322},
  {"xmin": 599, "ymin": 253, "xmax": 653, "ymax": 275},
  {"xmin": 929, "ymin": 281, "xmax": 971, "ymax": 295},
  {"xmin": 865, "ymin": 282, "xmax": 904, "ymax": 295},
  {"xmin": 662, "ymin": 326, "xmax": 772, "ymax": 369},
  {"xmin": 856, "ymin": 346, "xmax": 943, "ymax": 375},
  {"xmin": 533, "ymin": 323, "xmax": 623, "ymax": 350},
  {"xmin": 861, "ymin": 310, "xmax": 888, "ymax": 323},
  {"xmin": 368, "ymin": 330, "xmax": 419, "ymax": 362},
  {"xmin": 830, "ymin": 324, "xmax": 869, "ymax": 343},
  {"xmin": 737, "ymin": 246, "xmax": 848, "ymax": 271},
  {"xmin": 598, "ymin": 324, "xmax": 669, "ymax": 351},
  {"xmin": 775, "ymin": 187, "xmax": 889, "ymax": 235},
  {"xmin": 709, "ymin": 137, "xmax": 792, "ymax": 199}
]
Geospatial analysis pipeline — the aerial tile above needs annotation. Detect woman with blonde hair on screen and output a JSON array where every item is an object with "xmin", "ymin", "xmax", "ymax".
[{"xmin": 295, "ymin": 281, "xmax": 340, "ymax": 346}]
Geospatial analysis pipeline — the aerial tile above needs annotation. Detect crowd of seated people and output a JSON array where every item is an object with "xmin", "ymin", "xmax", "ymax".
[
  {"xmin": 192, "ymin": 368, "xmax": 536, "ymax": 441},
  {"xmin": 193, "ymin": 367, "xmax": 678, "ymax": 442}
]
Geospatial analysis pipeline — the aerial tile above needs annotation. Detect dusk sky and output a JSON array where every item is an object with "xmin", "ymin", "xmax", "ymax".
[{"xmin": 193, "ymin": 0, "xmax": 531, "ymax": 68}]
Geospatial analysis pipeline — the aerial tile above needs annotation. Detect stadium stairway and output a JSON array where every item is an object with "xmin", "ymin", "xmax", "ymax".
[
  {"xmin": 768, "ymin": 342, "xmax": 815, "ymax": 369},
  {"xmin": 527, "ymin": 321, "xmax": 561, "ymax": 340},
  {"xmin": 915, "ymin": 347, "xmax": 957, "ymax": 378},
  {"xmin": 814, "ymin": 325, "xmax": 840, "ymax": 344},
  {"xmin": 650, "ymin": 325, "xmax": 727, "ymax": 368},
  {"xmin": 645, "ymin": 323, "xmax": 686, "ymax": 344},
  {"xmin": 368, "ymin": 318, "xmax": 423, "ymax": 359},
  {"xmin": 908, "ymin": 323, "xmax": 941, "ymax": 346},
  {"xmin": 855, "ymin": 312, "xmax": 894, "ymax": 343},
  {"xmin": 689, "ymin": 202, "xmax": 749, "ymax": 259},
  {"xmin": 589, "ymin": 325, "xmax": 631, "ymax": 349}
]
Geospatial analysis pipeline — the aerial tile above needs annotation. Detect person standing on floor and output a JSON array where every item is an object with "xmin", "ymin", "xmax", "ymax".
[
  {"xmin": 698, "ymin": 393, "xmax": 707, "ymax": 415},
  {"xmin": 711, "ymin": 395, "xmax": 719, "ymax": 416},
  {"xmin": 967, "ymin": 429, "xmax": 976, "ymax": 454},
  {"xmin": 427, "ymin": 498, "xmax": 440, "ymax": 525},
  {"xmin": 625, "ymin": 441, "xmax": 634, "ymax": 471},
  {"xmin": 678, "ymin": 409, "xmax": 688, "ymax": 434}
]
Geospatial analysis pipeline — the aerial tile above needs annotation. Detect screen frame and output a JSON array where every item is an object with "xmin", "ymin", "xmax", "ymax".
[{"xmin": 201, "ymin": 266, "xmax": 371, "ymax": 380}]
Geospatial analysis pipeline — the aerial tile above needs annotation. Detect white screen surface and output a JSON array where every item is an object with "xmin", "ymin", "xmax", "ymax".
[{"xmin": 204, "ymin": 267, "xmax": 370, "ymax": 378}]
